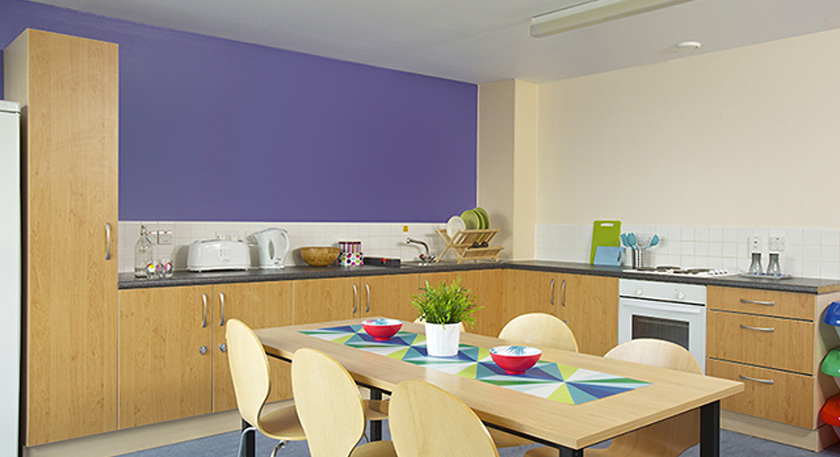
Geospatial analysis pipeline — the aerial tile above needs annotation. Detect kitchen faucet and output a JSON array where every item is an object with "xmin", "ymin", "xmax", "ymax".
[{"xmin": 406, "ymin": 238, "xmax": 436, "ymax": 263}]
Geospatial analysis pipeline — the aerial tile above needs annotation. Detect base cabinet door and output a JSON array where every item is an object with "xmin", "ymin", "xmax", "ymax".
[
  {"xmin": 119, "ymin": 286, "xmax": 213, "ymax": 428},
  {"xmin": 359, "ymin": 274, "xmax": 419, "ymax": 322},
  {"xmin": 293, "ymin": 277, "xmax": 360, "ymax": 324},
  {"xmin": 503, "ymin": 270, "xmax": 560, "ymax": 321},
  {"xmin": 212, "ymin": 282, "xmax": 293, "ymax": 412},
  {"xmin": 560, "ymin": 274, "xmax": 618, "ymax": 356}
]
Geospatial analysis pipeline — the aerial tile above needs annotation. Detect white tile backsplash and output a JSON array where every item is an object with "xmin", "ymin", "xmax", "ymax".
[
  {"xmin": 536, "ymin": 223, "xmax": 840, "ymax": 280},
  {"xmin": 118, "ymin": 221, "xmax": 449, "ymax": 273}
]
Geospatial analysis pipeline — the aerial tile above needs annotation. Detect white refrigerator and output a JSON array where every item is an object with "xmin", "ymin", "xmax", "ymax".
[{"xmin": 0, "ymin": 100, "xmax": 21, "ymax": 456}]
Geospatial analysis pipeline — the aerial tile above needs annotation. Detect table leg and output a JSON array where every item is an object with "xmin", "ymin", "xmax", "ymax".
[
  {"xmin": 558, "ymin": 448, "xmax": 583, "ymax": 457},
  {"xmin": 242, "ymin": 419, "xmax": 255, "ymax": 457},
  {"xmin": 700, "ymin": 401, "xmax": 721, "ymax": 457},
  {"xmin": 370, "ymin": 388, "xmax": 383, "ymax": 441}
]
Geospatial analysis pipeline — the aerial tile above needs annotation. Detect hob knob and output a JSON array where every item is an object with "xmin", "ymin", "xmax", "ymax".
[
  {"xmin": 636, "ymin": 288, "xmax": 643, "ymax": 296},
  {"xmin": 677, "ymin": 291, "xmax": 686, "ymax": 300}
]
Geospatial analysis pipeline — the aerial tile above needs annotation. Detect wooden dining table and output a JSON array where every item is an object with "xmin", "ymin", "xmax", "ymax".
[{"xmin": 253, "ymin": 318, "xmax": 743, "ymax": 457}]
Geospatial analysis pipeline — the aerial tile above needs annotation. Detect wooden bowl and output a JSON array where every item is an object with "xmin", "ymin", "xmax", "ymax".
[{"xmin": 299, "ymin": 246, "xmax": 340, "ymax": 267}]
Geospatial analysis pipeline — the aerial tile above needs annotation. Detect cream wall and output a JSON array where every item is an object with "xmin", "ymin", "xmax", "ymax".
[
  {"xmin": 478, "ymin": 79, "xmax": 537, "ymax": 259},
  {"xmin": 536, "ymin": 28, "xmax": 840, "ymax": 228}
]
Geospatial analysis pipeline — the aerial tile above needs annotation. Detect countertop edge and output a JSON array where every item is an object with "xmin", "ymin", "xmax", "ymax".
[{"xmin": 119, "ymin": 260, "xmax": 840, "ymax": 295}]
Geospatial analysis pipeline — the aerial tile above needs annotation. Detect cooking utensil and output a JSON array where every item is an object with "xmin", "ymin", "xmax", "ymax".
[
  {"xmin": 649, "ymin": 234, "xmax": 660, "ymax": 248},
  {"xmin": 627, "ymin": 232, "xmax": 637, "ymax": 248}
]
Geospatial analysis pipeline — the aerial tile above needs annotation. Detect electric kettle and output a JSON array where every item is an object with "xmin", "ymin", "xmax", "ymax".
[{"xmin": 253, "ymin": 228, "xmax": 290, "ymax": 269}]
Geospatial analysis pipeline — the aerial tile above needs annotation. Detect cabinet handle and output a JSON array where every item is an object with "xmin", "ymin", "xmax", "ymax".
[
  {"xmin": 739, "ymin": 374, "xmax": 774, "ymax": 385},
  {"xmin": 199, "ymin": 345, "xmax": 207, "ymax": 355},
  {"xmin": 365, "ymin": 283, "xmax": 371, "ymax": 313},
  {"xmin": 219, "ymin": 292, "xmax": 226, "ymax": 326},
  {"xmin": 561, "ymin": 279, "xmax": 567, "ymax": 307},
  {"xmin": 550, "ymin": 279, "xmax": 555, "ymax": 306},
  {"xmin": 219, "ymin": 343, "xmax": 227, "ymax": 353},
  {"xmin": 740, "ymin": 298, "xmax": 775, "ymax": 306},
  {"xmin": 201, "ymin": 294, "xmax": 208, "ymax": 328},
  {"xmin": 352, "ymin": 284, "xmax": 358, "ymax": 314},
  {"xmin": 104, "ymin": 222, "xmax": 112, "ymax": 260},
  {"xmin": 739, "ymin": 324, "xmax": 774, "ymax": 333}
]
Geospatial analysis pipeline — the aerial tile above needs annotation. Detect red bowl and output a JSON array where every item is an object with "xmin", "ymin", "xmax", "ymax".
[
  {"xmin": 362, "ymin": 319, "xmax": 403, "ymax": 341},
  {"xmin": 490, "ymin": 345, "xmax": 542, "ymax": 375}
]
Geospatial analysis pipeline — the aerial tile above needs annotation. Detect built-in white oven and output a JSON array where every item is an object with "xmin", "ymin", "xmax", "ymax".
[{"xmin": 618, "ymin": 279, "xmax": 706, "ymax": 372}]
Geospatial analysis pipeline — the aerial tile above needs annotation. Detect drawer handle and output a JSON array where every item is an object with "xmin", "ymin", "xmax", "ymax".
[
  {"xmin": 739, "ymin": 324, "xmax": 775, "ymax": 333},
  {"xmin": 550, "ymin": 279, "xmax": 555, "ymax": 306},
  {"xmin": 739, "ymin": 374, "xmax": 775, "ymax": 385},
  {"xmin": 740, "ymin": 298, "xmax": 775, "ymax": 306}
]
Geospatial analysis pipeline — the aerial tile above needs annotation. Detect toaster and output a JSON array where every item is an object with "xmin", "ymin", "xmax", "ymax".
[{"xmin": 187, "ymin": 239, "xmax": 251, "ymax": 272}]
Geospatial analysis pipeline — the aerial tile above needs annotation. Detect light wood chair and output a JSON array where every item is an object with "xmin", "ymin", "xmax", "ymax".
[
  {"xmin": 390, "ymin": 379, "xmax": 500, "ymax": 457},
  {"xmin": 525, "ymin": 338, "xmax": 702, "ymax": 457},
  {"xmin": 291, "ymin": 348, "xmax": 396, "ymax": 457},
  {"xmin": 226, "ymin": 319, "xmax": 305, "ymax": 457},
  {"xmin": 497, "ymin": 312, "xmax": 579, "ymax": 352},
  {"xmin": 490, "ymin": 312, "xmax": 580, "ymax": 448}
]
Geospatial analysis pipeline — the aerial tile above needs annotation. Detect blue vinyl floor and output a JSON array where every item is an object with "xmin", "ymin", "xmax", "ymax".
[{"xmin": 117, "ymin": 422, "xmax": 840, "ymax": 457}]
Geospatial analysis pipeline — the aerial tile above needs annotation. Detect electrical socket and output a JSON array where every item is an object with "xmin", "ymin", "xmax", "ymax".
[
  {"xmin": 749, "ymin": 235, "xmax": 762, "ymax": 254},
  {"xmin": 158, "ymin": 230, "xmax": 173, "ymax": 245},
  {"xmin": 768, "ymin": 236, "xmax": 786, "ymax": 252}
]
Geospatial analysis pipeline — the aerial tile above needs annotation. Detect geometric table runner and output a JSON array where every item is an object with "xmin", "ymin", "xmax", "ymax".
[{"xmin": 299, "ymin": 324, "xmax": 650, "ymax": 406}]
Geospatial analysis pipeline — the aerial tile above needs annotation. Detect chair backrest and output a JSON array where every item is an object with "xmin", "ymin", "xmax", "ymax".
[
  {"xmin": 225, "ymin": 319, "xmax": 271, "ymax": 428},
  {"xmin": 390, "ymin": 380, "xmax": 499, "ymax": 457},
  {"xmin": 498, "ymin": 313, "xmax": 579, "ymax": 352},
  {"xmin": 291, "ymin": 348, "xmax": 366, "ymax": 457},
  {"xmin": 604, "ymin": 338, "xmax": 702, "ymax": 374},
  {"xmin": 601, "ymin": 338, "xmax": 702, "ymax": 457}
]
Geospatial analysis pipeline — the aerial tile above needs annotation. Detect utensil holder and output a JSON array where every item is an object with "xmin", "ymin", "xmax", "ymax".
[{"xmin": 632, "ymin": 249, "xmax": 645, "ymax": 269}]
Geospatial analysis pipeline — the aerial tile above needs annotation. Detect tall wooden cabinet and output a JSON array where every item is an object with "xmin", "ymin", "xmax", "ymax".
[{"xmin": 4, "ymin": 29, "xmax": 119, "ymax": 445}]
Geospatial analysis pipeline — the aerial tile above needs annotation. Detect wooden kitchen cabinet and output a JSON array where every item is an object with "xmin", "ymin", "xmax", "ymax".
[
  {"xmin": 559, "ymin": 274, "xmax": 618, "ymax": 356},
  {"xmin": 359, "ymin": 274, "xmax": 420, "ymax": 322},
  {"xmin": 478, "ymin": 270, "xmax": 507, "ymax": 336},
  {"xmin": 119, "ymin": 286, "xmax": 213, "ymax": 428},
  {"xmin": 212, "ymin": 282, "xmax": 293, "ymax": 412},
  {"xmin": 120, "ymin": 281, "xmax": 293, "ymax": 426},
  {"xmin": 5, "ymin": 29, "xmax": 120, "ymax": 445},
  {"xmin": 293, "ymin": 276, "xmax": 365, "ymax": 324},
  {"xmin": 706, "ymin": 285, "xmax": 840, "ymax": 451},
  {"xmin": 502, "ymin": 270, "xmax": 617, "ymax": 355},
  {"xmin": 503, "ymin": 270, "xmax": 560, "ymax": 320},
  {"xmin": 294, "ymin": 274, "xmax": 420, "ymax": 324}
]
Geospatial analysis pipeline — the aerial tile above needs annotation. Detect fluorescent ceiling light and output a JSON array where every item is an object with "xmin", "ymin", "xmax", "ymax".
[{"xmin": 530, "ymin": 0, "xmax": 695, "ymax": 38}]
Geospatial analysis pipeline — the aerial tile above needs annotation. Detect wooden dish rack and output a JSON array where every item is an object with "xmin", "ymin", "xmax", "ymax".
[{"xmin": 435, "ymin": 229, "xmax": 504, "ymax": 263}]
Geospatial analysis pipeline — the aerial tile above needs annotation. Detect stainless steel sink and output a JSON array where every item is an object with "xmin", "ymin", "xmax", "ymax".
[{"xmin": 400, "ymin": 261, "xmax": 436, "ymax": 268}]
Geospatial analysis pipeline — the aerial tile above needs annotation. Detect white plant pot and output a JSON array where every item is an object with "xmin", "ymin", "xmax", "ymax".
[{"xmin": 425, "ymin": 322, "xmax": 461, "ymax": 357}]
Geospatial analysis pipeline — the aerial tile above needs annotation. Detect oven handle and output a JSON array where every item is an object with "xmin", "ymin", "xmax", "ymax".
[{"xmin": 620, "ymin": 301, "xmax": 703, "ymax": 315}]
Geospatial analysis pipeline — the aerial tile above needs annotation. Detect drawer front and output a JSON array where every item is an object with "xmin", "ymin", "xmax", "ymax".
[
  {"xmin": 708, "ymin": 286, "xmax": 813, "ymax": 320},
  {"xmin": 707, "ymin": 311, "xmax": 814, "ymax": 374},
  {"xmin": 707, "ymin": 359, "xmax": 814, "ymax": 429}
]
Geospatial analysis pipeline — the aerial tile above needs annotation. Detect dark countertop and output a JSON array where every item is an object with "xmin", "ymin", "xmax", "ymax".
[{"xmin": 119, "ymin": 260, "xmax": 840, "ymax": 294}]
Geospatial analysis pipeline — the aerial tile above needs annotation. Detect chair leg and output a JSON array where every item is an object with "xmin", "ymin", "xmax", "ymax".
[
  {"xmin": 237, "ymin": 427, "xmax": 256, "ymax": 457},
  {"xmin": 269, "ymin": 440, "xmax": 287, "ymax": 457}
]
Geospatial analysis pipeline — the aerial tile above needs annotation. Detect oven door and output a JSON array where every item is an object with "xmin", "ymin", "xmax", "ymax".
[{"xmin": 618, "ymin": 298, "xmax": 706, "ymax": 372}]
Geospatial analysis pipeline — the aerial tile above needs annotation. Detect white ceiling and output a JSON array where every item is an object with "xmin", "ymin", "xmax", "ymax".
[{"xmin": 32, "ymin": 0, "xmax": 840, "ymax": 84}]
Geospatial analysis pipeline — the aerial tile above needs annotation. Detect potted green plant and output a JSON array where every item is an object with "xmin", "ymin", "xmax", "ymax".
[{"xmin": 411, "ymin": 279, "xmax": 480, "ymax": 357}]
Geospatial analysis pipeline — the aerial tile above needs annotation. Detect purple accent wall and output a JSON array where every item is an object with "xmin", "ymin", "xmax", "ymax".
[{"xmin": 0, "ymin": 0, "xmax": 477, "ymax": 222}]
